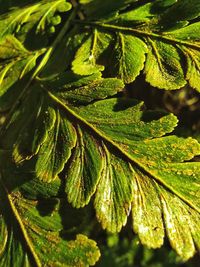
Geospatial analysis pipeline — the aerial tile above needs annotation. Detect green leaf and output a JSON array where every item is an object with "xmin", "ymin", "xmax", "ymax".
[
  {"xmin": 94, "ymin": 145, "xmax": 134, "ymax": 232},
  {"xmin": 0, "ymin": 36, "xmax": 44, "ymax": 104},
  {"xmin": 1, "ymin": 0, "xmax": 200, "ymax": 263},
  {"xmin": 72, "ymin": 30, "xmax": 105, "ymax": 75},
  {"xmin": 0, "ymin": 0, "xmax": 71, "ymax": 41},
  {"xmin": 165, "ymin": 24, "xmax": 200, "ymax": 92},
  {"xmin": 42, "ymin": 71, "xmax": 124, "ymax": 104},
  {"xmin": 144, "ymin": 39, "xmax": 185, "ymax": 89},
  {"xmin": 110, "ymin": 33, "xmax": 147, "ymax": 83},
  {"xmin": 0, "ymin": 73, "xmax": 124, "ymax": 178},
  {"xmin": 65, "ymin": 126, "xmax": 102, "ymax": 208},
  {"xmin": 131, "ymin": 169, "xmax": 164, "ymax": 248},
  {"xmin": 2, "ymin": 85, "xmax": 200, "ymax": 260},
  {"xmin": 159, "ymin": 188, "xmax": 199, "ymax": 261},
  {"xmin": 1, "ymin": 87, "xmax": 56, "ymax": 163},
  {"xmin": 0, "ymin": 188, "xmax": 100, "ymax": 266},
  {"xmin": 35, "ymin": 109, "xmax": 77, "ymax": 182},
  {"xmin": 161, "ymin": 0, "xmax": 200, "ymax": 25},
  {"xmin": 71, "ymin": 0, "xmax": 200, "ymax": 90}
]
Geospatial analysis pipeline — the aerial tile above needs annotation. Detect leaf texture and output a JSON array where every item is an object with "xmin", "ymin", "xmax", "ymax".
[
  {"xmin": 0, "ymin": 0, "xmax": 72, "ymax": 42},
  {"xmin": 43, "ymin": 71, "xmax": 124, "ymax": 105},
  {"xmin": 0, "ymin": 186, "xmax": 100, "ymax": 267},
  {"xmin": 1, "ymin": 0, "xmax": 200, "ymax": 264},
  {"xmin": 0, "ymin": 36, "xmax": 44, "ymax": 111},
  {"xmin": 71, "ymin": 0, "xmax": 200, "ymax": 91},
  {"xmin": 1, "ymin": 78, "xmax": 200, "ymax": 260}
]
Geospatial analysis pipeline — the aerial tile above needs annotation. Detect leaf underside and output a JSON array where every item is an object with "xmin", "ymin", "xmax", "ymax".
[{"xmin": 0, "ymin": 0, "xmax": 200, "ymax": 265}]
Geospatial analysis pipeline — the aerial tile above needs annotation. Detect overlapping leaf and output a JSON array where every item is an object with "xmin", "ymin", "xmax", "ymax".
[
  {"xmin": 0, "ymin": 0, "xmax": 71, "ymax": 43},
  {"xmin": 1, "ymin": 75, "xmax": 200, "ymax": 260},
  {"xmin": 0, "ymin": 0, "xmax": 72, "ymax": 111},
  {"xmin": 0, "ymin": 153, "xmax": 101, "ymax": 266},
  {"xmin": 0, "ymin": 35, "xmax": 45, "ymax": 111},
  {"xmin": 71, "ymin": 0, "xmax": 200, "ymax": 91},
  {"xmin": 1, "ymin": 0, "xmax": 200, "ymax": 264},
  {"xmin": 41, "ymin": 71, "xmax": 124, "ymax": 104}
]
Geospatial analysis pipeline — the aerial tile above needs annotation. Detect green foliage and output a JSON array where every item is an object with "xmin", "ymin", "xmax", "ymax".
[
  {"xmin": 72, "ymin": 0, "xmax": 200, "ymax": 91},
  {"xmin": 0, "ymin": 0, "xmax": 71, "ymax": 39},
  {"xmin": 0, "ymin": 187, "xmax": 100, "ymax": 266},
  {"xmin": 0, "ymin": 36, "xmax": 45, "ymax": 110},
  {"xmin": 0, "ymin": 0, "xmax": 200, "ymax": 266}
]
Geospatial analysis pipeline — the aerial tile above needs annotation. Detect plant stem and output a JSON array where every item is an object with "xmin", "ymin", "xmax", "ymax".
[{"xmin": 73, "ymin": 20, "xmax": 200, "ymax": 50}]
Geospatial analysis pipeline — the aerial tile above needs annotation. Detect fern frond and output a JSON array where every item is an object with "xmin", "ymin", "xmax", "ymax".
[
  {"xmin": 71, "ymin": 0, "xmax": 200, "ymax": 91},
  {"xmin": 1, "ymin": 79, "xmax": 200, "ymax": 260},
  {"xmin": 0, "ymin": 0, "xmax": 200, "ymax": 265}
]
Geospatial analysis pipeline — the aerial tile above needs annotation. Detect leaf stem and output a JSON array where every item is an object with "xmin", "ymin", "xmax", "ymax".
[
  {"xmin": 46, "ymin": 90, "xmax": 200, "ymax": 214},
  {"xmin": 0, "ymin": 179, "xmax": 41, "ymax": 266},
  {"xmin": 73, "ymin": 20, "xmax": 200, "ymax": 50}
]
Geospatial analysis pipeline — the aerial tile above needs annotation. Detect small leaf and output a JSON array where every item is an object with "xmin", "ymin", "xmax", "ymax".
[
  {"xmin": 185, "ymin": 49, "xmax": 200, "ymax": 92},
  {"xmin": 65, "ymin": 126, "xmax": 102, "ymax": 207},
  {"xmin": 72, "ymin": 30, "xmax": 105, "ymax": 75},
  {"xmin": 160, "ymin": 189, "xmax": 197, "ymax": 261},
  {"xmin": 94, "ymin": 145, "xmax": 134, "ymax": 232},
  {"xmin": 144, "ymin": 38, "xmax": 186, "ymax": 89},
  {"xmin": 1, "ymin": 88, "xmax": 56, "ymax": 163},
  {"xmin": 79, "ymin": 0, "xmax": 138, "ymax": 20},
  {"xmin": 44, "ymin": 71, "xmax": 124, "ymax": 104},
  {"xmin": 161, "ymin": 0, "xmax": 200, "ymax": 25},
  {"xmin": 166, "ymin": 22, "xmax": 200, "ymax": 41},
  {"xmin": 166, "ymin": 25, "xmax": 200, "ymax": 92},
  {"xmin": 35, "ymin": 109, "xmax": 77, "ymax": 182},
  {"xmin": 0, "ymin": 36, "xmax": 44, "ymax": 100},
  {"xmin": 0, "ymin": 0, "xmax": 72, "ymax": 40},
  {"xmin": 132, "ymin": 169, "xmax": 164, "ymax": 248},
  {"xmin": 110, "ymin": 33, "xmax": 147, "ymax": 83}
]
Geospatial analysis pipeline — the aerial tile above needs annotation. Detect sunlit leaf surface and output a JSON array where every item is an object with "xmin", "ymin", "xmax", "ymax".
[
  {"xmin": 71, "ymin": 0, "xmax": 200, "ymax": 91},
  {"xmin": 0, "ymin": 0, "xmax": 200, "ymax": 265}
]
